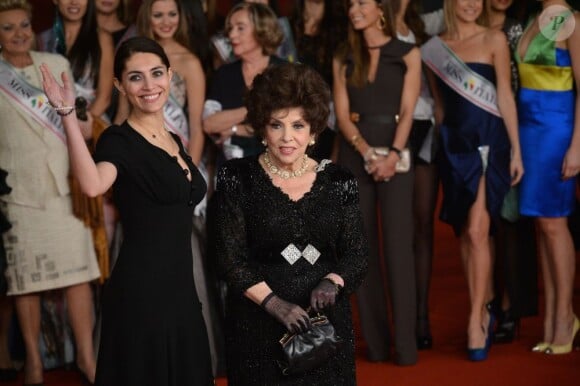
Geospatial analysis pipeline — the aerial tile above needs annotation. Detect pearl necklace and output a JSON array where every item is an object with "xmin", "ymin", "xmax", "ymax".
[{"xmin": 263, "ymin": 150, "xmax": 309, "ymax": 179}]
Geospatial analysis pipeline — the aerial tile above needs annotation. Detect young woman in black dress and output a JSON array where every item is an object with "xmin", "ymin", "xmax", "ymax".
[{"xmin": 40, "ymin": 36, "xmax": 213, "ymax": 386}]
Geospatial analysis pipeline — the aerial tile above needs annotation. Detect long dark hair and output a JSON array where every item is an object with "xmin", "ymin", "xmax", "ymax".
[
  {"xmin": 338, "ymin": 0, "xmax": 396, "ymax": 87},
  {"xmin": 291, "ymin": 0, "xmax": 347, "ymax": 79},
  {"xmin": 57, "ymin": 0, "xmax": 101, "ymax": 84},
  {"xmin": 179, "ymin": 0, "xmax": 211, "ymax": 74}
]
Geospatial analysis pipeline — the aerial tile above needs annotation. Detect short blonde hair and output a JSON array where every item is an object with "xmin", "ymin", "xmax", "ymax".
[
  {"xmin": 225, "ymin": 2, "xmax": 283, "ymax": 56},
  {"xmin": 443, "ymin": 0, "xmax": 489, "ymax": 37},
  {"xmin": 0, "ymin": 0, "xmax": 31, "ymax": 14}
]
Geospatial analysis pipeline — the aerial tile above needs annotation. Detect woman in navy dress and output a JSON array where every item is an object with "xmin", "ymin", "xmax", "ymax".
[{"xmin": 427, "ymin": 0, "xmax": 523, "ymax": 361}]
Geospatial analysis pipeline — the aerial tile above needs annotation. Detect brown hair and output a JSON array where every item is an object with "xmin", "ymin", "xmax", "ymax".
[
  {"xmin": 245, "ymin": 63, "xmax": 331, "ymax": 138},
  {"xmin": 443, "ymin": 0, "xmax": 489, "ymax": 37},
  {"xmin": 137, "ymin": 0, "xmax": 190, "ymax": 50},
  {"xmin": 0, "ymin": 0, "xmax": 31, "ymax": 14},
  {"xmin": 117, "ymin": 0, "xmax": 134, "ymax": 25},
  {"xmin": 338, "ymin": 0, "xmax": 396, "ymax": 87},
  {"xmin": 391, "ymin": 0, "xmax": 428, "ymax": 45},
  {"xmin": 225, "ymin": 2, "xmax": 283, "ymax": 56}
]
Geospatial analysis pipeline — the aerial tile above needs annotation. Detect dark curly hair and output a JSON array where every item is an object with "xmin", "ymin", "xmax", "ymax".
[{"xmin": 245, "ymin": 63, "xmax": 331, "ymax": 139}]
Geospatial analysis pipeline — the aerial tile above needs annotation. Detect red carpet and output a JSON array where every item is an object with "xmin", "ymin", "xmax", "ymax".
[{"xmin": 4, "ymin": 221, "xmax": 580, "ymax": 386}]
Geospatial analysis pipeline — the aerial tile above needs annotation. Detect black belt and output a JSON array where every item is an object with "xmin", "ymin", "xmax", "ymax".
[{"xmin": 350, "ymin": 112, "xmax": 399, "ymax": 125}]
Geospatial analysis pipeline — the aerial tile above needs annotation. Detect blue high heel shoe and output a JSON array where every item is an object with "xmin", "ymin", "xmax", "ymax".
[{"xmin": 468, "ymin": 312, "xmax": 495, "ymax": 361}]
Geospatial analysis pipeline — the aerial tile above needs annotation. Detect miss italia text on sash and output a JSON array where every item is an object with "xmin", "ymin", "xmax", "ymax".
[
  {"xmin": 0, "ymin": 59, "xmax": 66, "ymax": 142},
  {"xmin": 421, "ymin": 36, "xmax": 500, "ymax": 117}
]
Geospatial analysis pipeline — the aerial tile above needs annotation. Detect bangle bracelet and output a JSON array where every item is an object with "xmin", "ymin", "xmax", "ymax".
[
  {"xmin": 56, "ymin": 108, "xmax": 75, "ymax": 116},
  {"xmin": 389, "ymin": 146, "xmax": 402, "ymax": 159},
  {"xmin": 363, "ymin": 148, "xmax": 376, "ymax": 162},
  {"xmin": 350, "ymin": 134, "xmax": 361, "ymax": 147}
]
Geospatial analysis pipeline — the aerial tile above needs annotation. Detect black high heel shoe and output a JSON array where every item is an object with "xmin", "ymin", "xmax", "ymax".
[
  {"xmin": 494, "ymin": 308, "xmax": 520, "ymax": 344},
  {"xmin": 416, "ymin": 317, "xmax": 433, "ymax": 350}
]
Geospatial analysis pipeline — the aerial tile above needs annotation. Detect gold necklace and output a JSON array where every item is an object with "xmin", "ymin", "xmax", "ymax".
[
  {"xmin": 146, "ymin": 126, "xmax": 168, "ymax": 139},
  {"xmin": 263, "ymin": 150, "xmax": 309, "ymax": 179},
  {"xmin": 129, "ymin": 120, "xmax": 168, "ymax": 140}
]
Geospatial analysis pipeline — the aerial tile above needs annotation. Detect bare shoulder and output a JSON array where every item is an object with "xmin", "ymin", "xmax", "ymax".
[
  {"xmin": 484, "ymin": 28, "xmax": 507, "ymax": 51},
  {"xmin": 172, "ymin": 46, "xmax": 200, "ymax": 66},
  {"xmin": 168, "ymin": 46, "xmax": 199, "ymax": 74},
  {"xmin": 403, "ymin": 46, "xmax": 421, "ymax": 64},
  {"xmin": 484, "ymin": 28, "xmax": 507, "ymax": 44},
  {"xmin": 404, "ymin": 45, "xmax": 420, "ymax": 57}
]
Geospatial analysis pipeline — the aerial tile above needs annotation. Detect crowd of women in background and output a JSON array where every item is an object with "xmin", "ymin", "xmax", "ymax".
[{"xmin": 0, "ymin": 0, "xmax": 578, "ymax": 385}]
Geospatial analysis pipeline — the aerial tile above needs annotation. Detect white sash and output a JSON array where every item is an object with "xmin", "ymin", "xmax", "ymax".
[
  {"xmin": 163, "ymin": 93, "xmax": 189, "ymax": 148},
  {"xmin": 421, "ymin": 36, "xmax": 501, "ymax": 117},
  {"xmin": 0, "ymin": 60, "xmax": 66, "ymax": 142},
  {"xmin": 74, "ymin": 65, "xmax": 96, "ymax": 104}
]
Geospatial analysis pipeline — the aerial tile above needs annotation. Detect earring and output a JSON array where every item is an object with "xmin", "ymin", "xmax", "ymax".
[
  {"xmin": 377, "ymin": 14, "xmax": 386, "ymax": 30},
  {"xmin": 309, "ymin": 138, "xmax": 316, "ymax": 146},
  {"xmin": 261, "ymin": 139, "xmax": 267, "ymax": 146}
]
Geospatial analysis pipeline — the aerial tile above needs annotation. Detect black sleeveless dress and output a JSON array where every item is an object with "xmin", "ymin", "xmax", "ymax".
[{"xmin": 93, "ymin": 122, "xmax": 213, "ymax": 386}]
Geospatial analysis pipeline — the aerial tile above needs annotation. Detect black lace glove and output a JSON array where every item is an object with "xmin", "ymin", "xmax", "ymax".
[
  {"xmin": 261, "ymin": 293, "xmax": 311, "ymax": 333},
  {"xmin": 310, "ymin": 278, "xmax": 341, "ymax": 312}
]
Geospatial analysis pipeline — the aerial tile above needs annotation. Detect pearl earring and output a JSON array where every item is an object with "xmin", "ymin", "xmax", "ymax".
[
  {"xmin": 309, "ymin": 138, "xmax": 316, "ymax": 146},
  {"xmin": 261, "ymin": 139, "xmax": 267, "ymax": 146}
]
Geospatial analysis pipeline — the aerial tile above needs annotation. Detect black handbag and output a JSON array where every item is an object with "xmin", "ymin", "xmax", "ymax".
[{"xmin": 277, "ymin": 313, "xmax": 343, "ymax": 375}]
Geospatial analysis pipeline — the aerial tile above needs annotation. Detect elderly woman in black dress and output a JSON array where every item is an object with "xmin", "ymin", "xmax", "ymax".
[{"xmin": 212, "ymin": 63, "xmax": 368, "ymax": 385}]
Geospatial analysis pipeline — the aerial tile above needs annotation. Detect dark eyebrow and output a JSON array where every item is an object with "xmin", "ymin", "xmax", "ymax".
[{"xmin": 126, "ymin": 66, "xmax": 165, "ymax": 76}]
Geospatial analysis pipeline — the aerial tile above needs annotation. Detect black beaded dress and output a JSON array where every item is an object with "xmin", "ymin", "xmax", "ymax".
[
  {"xmin": 93, "ymin": 123, "xmax": 213, "ymax": 386},
  {"xmin": 212, "ymin": 156, "xmax": 368, "ymax": 386}
]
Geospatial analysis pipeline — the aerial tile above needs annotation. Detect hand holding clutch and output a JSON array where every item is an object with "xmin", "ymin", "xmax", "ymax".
[
  {"xmin": 261, "ymin": 293, "xmax": 311, "ymax": 333},
  {"xmin": 310, "ymin": 278, "xmax": 341, "ymax": 312}
]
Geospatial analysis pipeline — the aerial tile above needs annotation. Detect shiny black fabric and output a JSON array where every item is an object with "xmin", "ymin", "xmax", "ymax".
[
  {"xmin": 279, "ymin": 314, "xmax": 343, "ymax": 375},
  {"xmin": 212, "ymin": 156, "xmax": 368, "ymax": 386}
]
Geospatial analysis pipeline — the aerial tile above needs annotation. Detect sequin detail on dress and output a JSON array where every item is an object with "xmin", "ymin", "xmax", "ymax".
[{"xmin": 281, "ymin": 243, "xmax": 321, "ymax": 265}]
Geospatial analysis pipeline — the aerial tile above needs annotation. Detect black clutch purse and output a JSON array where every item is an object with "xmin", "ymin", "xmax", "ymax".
[{"xmin": 277, "ymin": 313, "xmax": 343, "ymax": 376}]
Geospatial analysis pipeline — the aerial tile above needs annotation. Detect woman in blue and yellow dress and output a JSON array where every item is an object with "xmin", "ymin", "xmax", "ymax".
[{"xmin": 516, "ymin": 0, "xmax": 580, "ymax": 355}]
